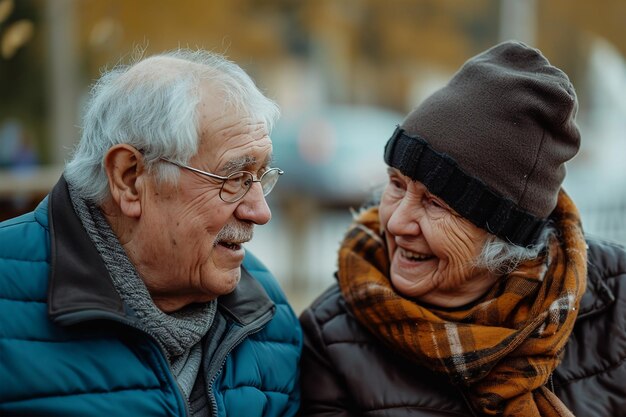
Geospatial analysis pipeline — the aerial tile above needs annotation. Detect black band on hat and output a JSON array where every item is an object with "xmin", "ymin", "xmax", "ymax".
[{"xmin": 383, "ymin": 127, "xmax": 547, "ymax": 246}]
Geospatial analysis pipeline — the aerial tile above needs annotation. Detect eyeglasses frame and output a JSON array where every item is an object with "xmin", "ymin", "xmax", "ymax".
[{"xmin": 160, "ymin": 157, "xmax": 284, "ymax": 203}]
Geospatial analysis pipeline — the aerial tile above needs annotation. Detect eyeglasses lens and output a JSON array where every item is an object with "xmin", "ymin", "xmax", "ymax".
[
  {"xmin": 221, "ymin": 172, "xmax": 251, "ymax": 202},
  {"xmin": 220, "ymin": 169, "xmax": 281, "ymax": 202}
]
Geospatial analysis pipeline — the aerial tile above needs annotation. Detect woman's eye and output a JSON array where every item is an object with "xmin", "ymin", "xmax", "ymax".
[
  {"xmin": 389, "ymin": 177, "xmax": 404, "ymax": 189},
  {"xmin": 384, "ymin": 177, "xmax": 405, "ymax": 200},
  {"xmin": 430, "ymin": 198, "xmax": 442, "ymax": 208},
  {"xmin": 424, "ymin": 197, "xmax": 454, "ymax": 214}
]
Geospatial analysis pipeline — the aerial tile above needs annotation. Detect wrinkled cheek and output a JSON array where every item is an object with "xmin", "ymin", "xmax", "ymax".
[
  {"xmin": 140, "ymin": 236, "xmax": 169, "ymax": 267},
  {"xmin": 383, "ymin": 232, "xmax": 396, "ymax": 261},
  {"xmin": 378, "ymin": 206, "xmax": 392, "ymax": 229},
  {"xmin": 194, "ymin": 245, "xmax": 216, "ymax": 274},
  {"xmin": 439, "ymin": 260, "xmax": 473, "ymax": 289}
]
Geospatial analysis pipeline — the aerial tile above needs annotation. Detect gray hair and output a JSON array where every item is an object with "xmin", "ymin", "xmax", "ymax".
[
  {"xmin": 474, "ymin": 222, "xmax": 556, "ymax": 275},
  {"xmin": 369, "ymin": 181, "xmax": 557, "ymax": 275},
  {"xmin": 65, "ymin": 49, "xmax": 280, "ymax": 204}
]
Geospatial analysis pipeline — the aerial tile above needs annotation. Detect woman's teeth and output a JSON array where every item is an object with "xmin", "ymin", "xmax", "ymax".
[{"xmin": 400, "ymin": 248, "xmax": 434, "ymax": 261}]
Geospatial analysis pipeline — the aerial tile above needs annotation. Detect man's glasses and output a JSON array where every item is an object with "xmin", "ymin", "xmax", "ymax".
[{"xmin": 161, "ymin": 158, "xmax": 283, "ymax": 203}]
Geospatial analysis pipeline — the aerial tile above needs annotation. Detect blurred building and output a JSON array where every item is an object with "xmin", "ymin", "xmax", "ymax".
[{"xmin": 1, "ymin": 0, "xmax": 625, "ymax": 311}]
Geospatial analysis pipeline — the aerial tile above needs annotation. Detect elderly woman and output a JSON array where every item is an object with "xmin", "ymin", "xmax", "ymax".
[{"xmin": 298, "ymin": 41, "xmax": 626, "ymax": 417}]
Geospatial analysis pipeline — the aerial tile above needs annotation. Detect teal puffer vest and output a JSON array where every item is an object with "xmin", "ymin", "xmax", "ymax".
[{"xmin": 0, "ymin": 177, "xmax": 302, "ymax": 417}]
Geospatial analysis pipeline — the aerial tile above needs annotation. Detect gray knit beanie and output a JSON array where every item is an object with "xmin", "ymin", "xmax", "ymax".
[{"xmin": 384, "ymin": 40, "xmax": 581, "ymax": 246}]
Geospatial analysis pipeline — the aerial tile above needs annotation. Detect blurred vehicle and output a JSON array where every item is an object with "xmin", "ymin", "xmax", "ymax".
[{"xmin": 271, "ymin": 105, "xmax": 404, "ymax": 206}]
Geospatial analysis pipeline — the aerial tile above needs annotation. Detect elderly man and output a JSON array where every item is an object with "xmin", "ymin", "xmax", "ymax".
[{"xmin": 0, "ymin": 50, "xmax": 302, "ymax": 417}]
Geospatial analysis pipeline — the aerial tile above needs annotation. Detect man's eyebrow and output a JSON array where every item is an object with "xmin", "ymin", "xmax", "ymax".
[
  {"xmin": 221, "ymin": 157, "xmax": 255, "ymax": 174},
  {"xmin": 220, "ymin": 154, "xmax": 274, "ymax": 174}
]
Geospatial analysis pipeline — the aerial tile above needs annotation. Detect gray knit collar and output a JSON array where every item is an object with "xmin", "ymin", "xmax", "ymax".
[{"xmin": 66, "ymin": 182, "xmax": 216, "ymax": 359}]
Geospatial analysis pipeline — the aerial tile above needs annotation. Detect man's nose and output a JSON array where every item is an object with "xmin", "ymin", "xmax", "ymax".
[{"xmin": 235, "ymin": 182, "xmax": 272, "ymax": 225}]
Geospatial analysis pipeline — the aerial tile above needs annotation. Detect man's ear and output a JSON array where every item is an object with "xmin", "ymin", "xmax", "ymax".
[{"xmin": 103, "ymin": 144, "xmax": 145, "ymax": 218}]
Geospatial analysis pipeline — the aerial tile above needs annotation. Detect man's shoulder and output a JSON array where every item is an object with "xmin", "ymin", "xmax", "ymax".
[
  {"xmin": 0, "ymin": 196, "xmax": 49, "ymax": 252},
  {"xmin": 0, "ymin": 198, "xmax": 51, "ymax": 297}
]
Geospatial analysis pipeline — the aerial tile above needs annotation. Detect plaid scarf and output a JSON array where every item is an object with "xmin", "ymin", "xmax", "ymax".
[{"xmin": 338, "ymin": 190, "xmax": 587, "ymax": 417}]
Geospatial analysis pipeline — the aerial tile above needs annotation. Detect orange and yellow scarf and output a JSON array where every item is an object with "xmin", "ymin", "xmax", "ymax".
[{"xmin": 338, "ymin": 190, "xmax": 587, "ymax": 416}]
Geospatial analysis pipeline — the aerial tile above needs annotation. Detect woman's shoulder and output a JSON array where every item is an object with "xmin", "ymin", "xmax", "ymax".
[
  {"xmin": 299, "ymin": 282, "xmax": 374, "ymax": 345},
  {"xmin": 574, "ymin": 237, "xmax": 626, "ymax": 318},
  {"xmin": 300, "ymin": 283, "xmax": 344, "ymax": 322},
  {"xmin": 586, "ymin": 237, "xmax": 626, "ymax": 282},
  {"xmin": 298, "ymin": 284, "xmax": 472, "ymax": 416},
  {"xmin": 552, "ymin": 237, "xmax": 626, "ymax": 416}
]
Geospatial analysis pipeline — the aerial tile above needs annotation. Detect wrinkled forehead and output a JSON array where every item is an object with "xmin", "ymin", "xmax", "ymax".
[{"xmin": 194, "ymin": 113, "xmax": 273, "ymax": 172}]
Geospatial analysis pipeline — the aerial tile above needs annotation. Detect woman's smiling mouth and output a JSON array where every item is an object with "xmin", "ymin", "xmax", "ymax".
[{"xmin": 399, "ymin": 248, "xmax": 435, "ymax": 262}]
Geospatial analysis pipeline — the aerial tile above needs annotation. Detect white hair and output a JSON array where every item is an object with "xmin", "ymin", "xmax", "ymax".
[
  {"xmin": 370, "ymin": 181, "xmax": 557, "ymax": 275},
  {"xmin": 474, "ymin": 222, "xmax": 556, "ymax": 274},
  {"xmin": 65, "ymin": 49, "xmax": 280, "ymax": 204}
]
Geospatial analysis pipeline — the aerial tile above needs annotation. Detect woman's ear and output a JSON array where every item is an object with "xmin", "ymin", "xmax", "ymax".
[{"xmin": 103, "ymin": 144, "xmax": 145, "ymax": 218}]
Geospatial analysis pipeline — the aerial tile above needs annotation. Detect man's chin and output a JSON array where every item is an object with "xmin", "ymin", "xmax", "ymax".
[{"xmin": 217, "ymin": 268, "xmax": 242, "ymax": 296}]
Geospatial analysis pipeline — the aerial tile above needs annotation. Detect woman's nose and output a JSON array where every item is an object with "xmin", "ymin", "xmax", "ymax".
[{"xmin": 386, "ymin": 197, "xmax": 422, "ymax": 237}]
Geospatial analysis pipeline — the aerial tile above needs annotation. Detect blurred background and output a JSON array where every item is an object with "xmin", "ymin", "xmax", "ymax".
[{"xmin": 1, "ymin": 0, "xmax": 625, "ymax": 313}]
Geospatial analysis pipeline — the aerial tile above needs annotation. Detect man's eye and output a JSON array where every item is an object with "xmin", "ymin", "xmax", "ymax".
[
  {"xmin": 257, "ymin": 166, "xmax": 269, "ymax": 177},
  {"xmin": 227, "ymin": 172, "xmax": 247, "ymax": 186},
  {"xmin": 229, "ymin": 172, "xmax": 246, "ymax": 181}
]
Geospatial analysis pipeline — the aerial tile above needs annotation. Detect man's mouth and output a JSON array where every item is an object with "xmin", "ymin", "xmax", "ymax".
[
  {"xmin": 217, "ymin": 241, "xmax": 244, "ymax": 250},
  {"xmin": 400, "ymin": 248, "xmax": 435, "ymax": 262},
  {"xmin": 214, "ymin": 221, "xmax": 254, "ymax": 251}
]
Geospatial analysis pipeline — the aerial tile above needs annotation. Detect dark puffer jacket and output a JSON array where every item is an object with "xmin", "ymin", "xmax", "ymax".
[{"xmin": 298, "ymin": 239, "xmax": 626, "ymax": 417}]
